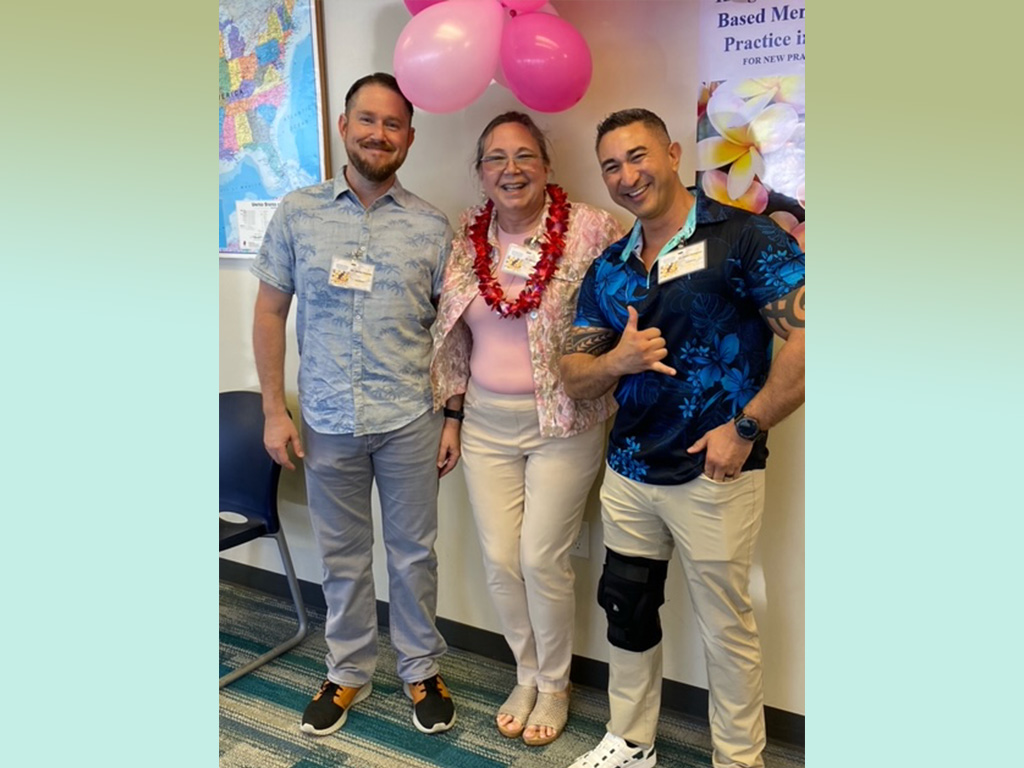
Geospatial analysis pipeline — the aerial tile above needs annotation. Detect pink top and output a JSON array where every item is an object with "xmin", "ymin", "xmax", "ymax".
[
  {"xmin": 462, "ymin": 227, "xmax": 535, "ymax": 394},
  {"xmin": 431, "ymin": 195, "xmax": 626, "ymax": 439}
]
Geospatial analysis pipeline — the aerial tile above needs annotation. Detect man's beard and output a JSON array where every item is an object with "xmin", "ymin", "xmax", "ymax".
[{"xmin": 347, "ymin": 141, "xmax": 403, "ymax": 183}]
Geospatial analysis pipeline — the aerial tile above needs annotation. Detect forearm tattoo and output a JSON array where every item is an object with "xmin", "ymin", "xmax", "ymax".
[
  {"xmin": 762, "ymin": 285, "xmax": 805, "ymax": 338},
  {"xmin": 565, "ymin": 326, "xmax": 618, "ymax": 356}
]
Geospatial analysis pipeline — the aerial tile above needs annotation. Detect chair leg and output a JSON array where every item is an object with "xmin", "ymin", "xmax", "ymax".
[{"xmin": 220, "ymin": 531, "xmax": 310, "ymax": 689}]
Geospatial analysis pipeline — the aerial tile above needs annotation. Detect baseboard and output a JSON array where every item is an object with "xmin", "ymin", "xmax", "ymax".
[{"xmin": 220, "ymin": 560, "xmax": 804, "ymax": 747}]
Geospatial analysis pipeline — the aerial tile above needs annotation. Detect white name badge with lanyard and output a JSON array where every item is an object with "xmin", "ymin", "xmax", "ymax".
[
  {"xmin": 658, "ymin": 240, "xmax": 707, "ymax": 283},
  {"xmin": 501, "ymin": 242, "xmax": 541, "ymax": 279},
  {"xmin": 329, "ymin": 254, "xmax": 375, "ymax": 292},
  {"xmin": 622, "ymin": 199, "xmax": 698, "ymax": 288}
]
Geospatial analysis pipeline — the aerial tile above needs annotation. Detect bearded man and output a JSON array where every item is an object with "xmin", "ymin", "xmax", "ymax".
[{"xmin": 250, "ymin": 72, "xmax": 457, "ymax": 739}]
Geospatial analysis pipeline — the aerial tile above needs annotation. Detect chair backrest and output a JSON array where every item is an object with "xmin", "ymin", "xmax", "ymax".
[{"xmin": 220, "ymin": 390, "xmax": 283, "ymax": 534}]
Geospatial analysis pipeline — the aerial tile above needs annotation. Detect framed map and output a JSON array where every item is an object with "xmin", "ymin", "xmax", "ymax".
[{"xmin": 219, "ymin": 0, "xmax": 330, "ymax": 257}]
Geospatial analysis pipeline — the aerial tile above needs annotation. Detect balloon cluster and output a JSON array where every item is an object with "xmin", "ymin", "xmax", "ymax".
[{"xmin": 395, "ymin": 0, "xmax": 592, "ymax": 114}]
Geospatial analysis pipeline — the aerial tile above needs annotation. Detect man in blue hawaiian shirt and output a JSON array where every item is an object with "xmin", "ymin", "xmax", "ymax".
[
  {"xmin": 560, "ymin": 109, "xmax": 805, "ymax": 768},
  {"xmin": 251, "ymin": 73, "xmax": 460, "ymax": 740}
]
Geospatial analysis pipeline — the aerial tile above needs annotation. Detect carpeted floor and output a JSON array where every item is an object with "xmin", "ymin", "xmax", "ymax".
[{"xmin": 220, "ymin": 581, "xmax": 805, "ymax": 768}]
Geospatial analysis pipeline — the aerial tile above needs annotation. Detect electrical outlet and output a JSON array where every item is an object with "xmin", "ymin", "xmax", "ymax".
[{"xmin": 571, "ymin": 521, "xmax": 590, "ymax": 559}]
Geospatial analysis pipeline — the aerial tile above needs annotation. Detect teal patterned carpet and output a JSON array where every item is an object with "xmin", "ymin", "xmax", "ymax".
[{"xmin": 220, "ymin": 581, "xmax": 805, "ymax": 768}]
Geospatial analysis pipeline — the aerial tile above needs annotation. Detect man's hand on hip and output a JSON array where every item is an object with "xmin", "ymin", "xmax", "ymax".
[{"xmin": 687, "ymin": 420, "xmax": 754, "ymax": 482}]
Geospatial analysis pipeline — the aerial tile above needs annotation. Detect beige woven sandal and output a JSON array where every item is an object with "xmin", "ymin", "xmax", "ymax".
[
  {"xmin": 522, "ymin": 688, "xmax": 571, "ymax": 747},
  {"xmin": 496, "ymin": 684, "xmax": 537, "ymax": 738}
]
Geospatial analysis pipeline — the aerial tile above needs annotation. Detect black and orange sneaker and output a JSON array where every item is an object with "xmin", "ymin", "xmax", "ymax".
[
  {"xmin": 299, "ymin": 679, "xmax": 372, "ymax": 736},
  {"xmin": 405, "ymin": 673, "xmax": 456, "ymax": 733}
]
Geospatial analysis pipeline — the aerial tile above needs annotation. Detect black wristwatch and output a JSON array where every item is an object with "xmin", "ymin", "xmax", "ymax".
[
  {"xmin": 443, "ymin": 407, "xmax": 465, "ymax": 422},
  {"xmin": 733, "ymin": 411, "xmax": 763, "ymax": 441}
]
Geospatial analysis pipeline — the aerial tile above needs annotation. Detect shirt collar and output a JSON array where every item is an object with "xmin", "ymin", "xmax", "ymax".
[
  {"xmin": 693, "ymin": 186, "xmax": 731, "ymax": 225},
  {"xmin": 620, "ymin": 187, "xmax": 732, "ymax": 262},
  {"xmin": 333, "ymin": 167, "xmax": 409, "ymax": 208},
  {"xmin": 623, "ymin": 188, "xmax": 700, "ymax": 263}
]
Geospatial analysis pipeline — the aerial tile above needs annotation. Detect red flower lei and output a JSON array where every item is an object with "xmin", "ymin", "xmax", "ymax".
[{"xmin": 467, "ymin": 183, "xmax": 571, "ymax": 319}]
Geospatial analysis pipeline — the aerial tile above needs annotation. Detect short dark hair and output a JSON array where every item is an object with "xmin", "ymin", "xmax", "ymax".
[
  {"xmin": 473, "ymin": 111, "xmax": 552, "ymax": 172},
  {"xmin": 595, "ymin": 108, "xmax": 671, "ymax": 151},
  {"xmin": 344, "ymin": 72, "xmax": 414, "ymax": 121}
]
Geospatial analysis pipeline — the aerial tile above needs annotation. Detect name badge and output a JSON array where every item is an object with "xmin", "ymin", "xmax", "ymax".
[
  {"xmin": 501, "ymin": 243, "xmax": 541, "ymax": 279},
  {"xmin": 658, "ymin": 240, "xmax": 706, "ymax": 283},
  {"xmin": 329, "ymin": 255, "xmax": 375, "ymax": 292}
]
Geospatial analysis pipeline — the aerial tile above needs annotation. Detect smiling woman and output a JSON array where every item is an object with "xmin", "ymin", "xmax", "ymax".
[
  {"xmin": 430, "ymin": 111, "xmax": 624, "ymax": 748},
  {"xmin": 475, "ymin": 117, "xmax": 551, "ymax": 231}
]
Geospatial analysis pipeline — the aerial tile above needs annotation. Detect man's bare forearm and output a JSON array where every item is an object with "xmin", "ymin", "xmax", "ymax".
[
  {"xmin": 560, "ymin": 324, "xmax": 622, "ymax": 399},
  {"xmin": 253, "ymin": 314, "xmax": 289, "ymax": 417},
  {"xmin": 560, "ymin": 352, "xmax": 621, "ymax": 400},
  {"xmin": 744, "ymin": 286, "xmax": 805, "ymax": 429},
  {"xmin": 740, "ymin": 328, "xmax": 804, "ymax": 430},
  {"xmin": 560, "ymin": 313, "xmax": 679, "ymax": 399},
  {"xmin": 252, "ymin": 284, "xmax": 293, "ymax": 418}
]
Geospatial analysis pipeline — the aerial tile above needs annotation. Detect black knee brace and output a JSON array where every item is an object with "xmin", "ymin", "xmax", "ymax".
[{"xmin": 597, "ymin": 548, "xmax": 669, "ymax": 652}]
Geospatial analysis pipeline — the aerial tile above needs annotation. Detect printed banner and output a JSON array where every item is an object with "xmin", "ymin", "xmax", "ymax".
[{"xmin": 696, "ymin": 0, "xmax": 805, "ymax": 252}]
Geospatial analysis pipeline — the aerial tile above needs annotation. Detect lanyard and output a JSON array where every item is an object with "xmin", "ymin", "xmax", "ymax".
[{"xmin": 621, "ymin": 203, "xmax": 697, "ymax": 286}]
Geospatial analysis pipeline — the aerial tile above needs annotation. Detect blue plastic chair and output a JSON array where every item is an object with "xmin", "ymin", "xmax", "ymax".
[{"xmin": 219, "ymin": 390, "xmax": 308, "ymax": 688}]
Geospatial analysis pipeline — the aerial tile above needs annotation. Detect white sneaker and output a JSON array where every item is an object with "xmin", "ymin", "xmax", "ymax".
[{"xmin": 567, "ymin": 732, "xmax": 657, "ymax": 768}]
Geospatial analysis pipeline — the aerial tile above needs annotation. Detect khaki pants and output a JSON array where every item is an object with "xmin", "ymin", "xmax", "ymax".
[
  {"xmin": 601, "ymin": 465, "xmax": 767, "ymax": 768},
  {"xmin": 461, "ymin": 380, "xmax": 605, "ymax": 692}
]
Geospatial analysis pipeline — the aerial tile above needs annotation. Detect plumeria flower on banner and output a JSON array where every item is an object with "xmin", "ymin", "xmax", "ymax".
[
  {"xmin": 730, "ymin": 75, "xmax": 804, "ymax": 111},
  {"xmin": 696, "ymin": 78, "xmax": 800, "ymax": 200},
  {"xmin": 702, "ymin": 169, "xmax": 768, "ymax": 214}
]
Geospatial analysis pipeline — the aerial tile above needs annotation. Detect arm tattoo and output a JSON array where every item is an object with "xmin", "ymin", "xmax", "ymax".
[
  {"xmin": 761, "ymin": 285, "xmax": 805, "ymax": 339},
  {"xmin": 565, "ymin": 326, "xmax": 618, "ymax": 356}
]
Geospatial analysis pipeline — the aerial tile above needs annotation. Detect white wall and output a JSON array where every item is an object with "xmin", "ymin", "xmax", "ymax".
[{"xmin": 220, "ymin": 0, "xmax": 804, "ymax": 716}]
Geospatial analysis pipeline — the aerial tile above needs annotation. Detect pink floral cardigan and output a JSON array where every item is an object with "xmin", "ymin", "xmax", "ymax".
[{"xmin": 431, "ymin": 198, "xmax": 625, "ymax": 438}]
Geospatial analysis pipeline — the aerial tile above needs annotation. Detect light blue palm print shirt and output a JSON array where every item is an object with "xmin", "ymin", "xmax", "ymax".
[{"xmin": 251, "ymin": 172, "xmax": 453, "ymax": 437}]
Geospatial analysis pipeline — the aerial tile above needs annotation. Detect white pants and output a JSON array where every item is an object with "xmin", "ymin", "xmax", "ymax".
[
  {"xmin": 461, "ymin": 380, "xmax": 605, "ymax": 693},
  {"xmin": 601, "ymin": 465, "xmax": 767, "ymax": 768}
]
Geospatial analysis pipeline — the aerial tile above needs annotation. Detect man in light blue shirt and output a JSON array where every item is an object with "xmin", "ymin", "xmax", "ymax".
[{"xmin": 251, "ymin": 73, "xmax": 461, "ymax": 739}]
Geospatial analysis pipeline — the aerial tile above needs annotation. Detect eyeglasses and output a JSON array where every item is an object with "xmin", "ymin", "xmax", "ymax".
[{"xmin": 480, "ymin": 152, "xmax": 543, "ymax": 171}]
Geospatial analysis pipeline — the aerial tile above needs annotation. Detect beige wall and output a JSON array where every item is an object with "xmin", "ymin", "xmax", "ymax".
[{"xmin": 220, "ymin": 0, "xmax": 804, "ymax": 715}]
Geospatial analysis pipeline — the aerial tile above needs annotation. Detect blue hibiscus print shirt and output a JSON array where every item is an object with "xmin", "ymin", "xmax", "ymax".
[{"xmin": 573, "ymin": 189, "xmax": 804, "ymax": 485}]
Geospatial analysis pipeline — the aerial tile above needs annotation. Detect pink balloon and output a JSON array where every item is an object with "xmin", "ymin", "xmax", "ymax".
[
  {"xmin": 394, "ymin": 0, "xmax": 505, "ymax": 114},
  {"xmin": 493, "ymin": 1, "xmax": 558, "ymax": 88},
  {"xmin": 403, "ymin": 0, "xmax": 446, "ymax": 14},
  {"xmin": 491, "ymin": 0, "xmax": 557, "ymax": 87},
  {"xmin": 501, "ymin": 0, "xmax": 547, "ymax": 12},
  {"xmin": 500, "ymin": 13, "xmax": 592, "ymax": 113}
]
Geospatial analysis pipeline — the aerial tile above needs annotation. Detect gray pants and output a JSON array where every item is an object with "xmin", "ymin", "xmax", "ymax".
[{"xmin": 302, "ymin": 409, "xmax": 447, "ymax": 687}]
